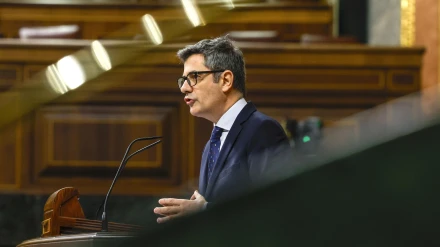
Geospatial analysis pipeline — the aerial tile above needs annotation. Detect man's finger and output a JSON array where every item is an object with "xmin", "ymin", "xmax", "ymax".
[
  {"xmin": 193, "ymin": 190, "xmax": 202, "ymax": 199},
  {"xmin": 158, "ymin": 198, "xmax": 184, "ymax": 206},
  {"xmin": 157, "ymin": 214, "xmax": 177, "ymax": 224},
  {"xmin": 154, "ymin": 206, "xmax": 180, "ymax": 216},
  {"xmin": 190, "ymin": 192, "xmax": 196, "ymax": 200}
]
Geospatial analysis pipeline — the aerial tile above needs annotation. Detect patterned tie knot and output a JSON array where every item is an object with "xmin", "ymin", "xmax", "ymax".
[{"xmin": 210, "ymin": 126, "xmax": 224, "ymax": 141}]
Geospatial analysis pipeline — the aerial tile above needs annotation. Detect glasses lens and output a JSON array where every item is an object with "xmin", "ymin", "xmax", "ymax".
[
  {"xmin": 177, "ymin": 77, "xmax": 185, "ymax": 88},
  {"xmin": 187, "ymin": 73, "xmax": 197, "ymax": 86}
]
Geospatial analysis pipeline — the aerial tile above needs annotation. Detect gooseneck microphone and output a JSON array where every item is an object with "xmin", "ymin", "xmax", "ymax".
[{"xmin": 101, "ymin": 136, "xmax": 162, "ymax": 232}]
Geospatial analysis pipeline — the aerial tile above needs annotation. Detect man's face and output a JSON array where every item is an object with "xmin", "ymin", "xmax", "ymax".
[{"xmin": 180, "ymin": 54, "xmax": 224, "ymax": 122}]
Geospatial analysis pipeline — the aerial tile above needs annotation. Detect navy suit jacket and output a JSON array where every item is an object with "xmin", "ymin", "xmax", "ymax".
[{"xmin": 199, "ymin": 102, "xmax": 293, "ymax": 206}]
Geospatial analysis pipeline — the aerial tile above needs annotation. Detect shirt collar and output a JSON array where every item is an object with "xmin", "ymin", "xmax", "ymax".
[{"xmin": 215, "ymin": 98, "xmax": 247, "ymax": 132}]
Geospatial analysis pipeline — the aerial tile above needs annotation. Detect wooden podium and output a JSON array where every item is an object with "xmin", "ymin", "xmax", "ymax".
[
  {"xmin": 17, "ymin": 187, "xmax": 141, "ymax": 247},
  {"xmin": 17, "ymin": 232, "xmax": 137, "ymax": 247}
]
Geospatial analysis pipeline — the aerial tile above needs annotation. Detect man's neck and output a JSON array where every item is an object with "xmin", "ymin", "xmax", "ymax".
[{"xmin": 211, "ymin": 95, "xmax": 242, "ymax": 124}]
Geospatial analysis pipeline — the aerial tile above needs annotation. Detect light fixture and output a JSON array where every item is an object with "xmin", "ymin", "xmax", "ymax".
[
  {"xmin": 55, "ymin": 55, "xmax": 86, "ymax": 90},
  {"xmin": 91, "ymin": 40, "xmax": 112, "ymax": 71},
  {"xmin": 45, "ymin": 65, "xmax": 69, "ymax": 95},
  {"xmin": 181, "ymin": 0, "xmax": 205, "ymax": 27},
  {"xmin": 141, "ymin": 14, "xmax": 164, "ymax": 45}
]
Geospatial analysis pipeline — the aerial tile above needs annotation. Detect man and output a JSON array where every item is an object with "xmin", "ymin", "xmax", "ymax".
[{"xmin": 154, "ymin": 36, "xmax": 292, "ymax": 223}]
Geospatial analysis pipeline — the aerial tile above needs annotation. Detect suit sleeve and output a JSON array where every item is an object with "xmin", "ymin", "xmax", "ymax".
[{"xmin": 247, "ymin": 119, "xmax": 294, "ymax": 187}]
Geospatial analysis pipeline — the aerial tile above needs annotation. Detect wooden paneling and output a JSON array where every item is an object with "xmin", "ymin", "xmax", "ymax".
[
  {"xmin": 0, "ymin": 64, "xmax": 22, "ymax": 91},
  {"xmin": 0, "ymin": 39, "xmax": 425, "ymax": 195},
  {"xmin": 30, "ymin": 105, "xmax": 183, "ymax": 195},
  {"xmin": 246, "ymin": 69, "xmax": 386, "ymax": 91},
  {"xmin": 36, "ymin": 106, "xmax": 164, "ymax": 168},
  {"xmin": 0, "ymin": 2, "xmax": 332, "ymax": 41},
  {"xmin": 23, "ymin": 65, "xmax": 46, "ymax": 81},
  {"xmin": 387, "ymin": 69, "xmax": 420, "ymax": 92},
  {"xmin": 0, "ymin": 122, "xmax": 20, "ymax": 189}
]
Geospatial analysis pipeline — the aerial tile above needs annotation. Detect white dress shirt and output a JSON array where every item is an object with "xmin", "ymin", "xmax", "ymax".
[{"xmin": 214, "ymin": 98, "xmax": 247, "ymax": 150}]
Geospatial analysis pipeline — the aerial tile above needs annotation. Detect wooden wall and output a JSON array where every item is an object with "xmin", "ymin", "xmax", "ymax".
[
  {"xmin": 0, "ymin": 39, "xmax": 424, "ymax": 196},
  {"xmin": 415, "ymin": 0, "xmax": 439, "ymax": 88},
  {"xmin": 0, "ymin": 1, "xmax": 332, "ymax": 42}
]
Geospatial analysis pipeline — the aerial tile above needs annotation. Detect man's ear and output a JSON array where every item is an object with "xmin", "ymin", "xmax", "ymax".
[{"xmin": 221, "ymin": 70, "xmax": 234, "ymax": 93}]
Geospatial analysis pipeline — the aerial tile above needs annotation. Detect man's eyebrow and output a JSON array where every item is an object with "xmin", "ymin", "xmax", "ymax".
[{"xmin": 184, "ymin": 70, "xmax": 197, "ymax": 76}]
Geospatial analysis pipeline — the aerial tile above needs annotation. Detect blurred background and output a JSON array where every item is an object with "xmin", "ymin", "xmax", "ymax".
[{"xmin": 0, "ymin": 0, "xmax": 436, "ymax": 246}]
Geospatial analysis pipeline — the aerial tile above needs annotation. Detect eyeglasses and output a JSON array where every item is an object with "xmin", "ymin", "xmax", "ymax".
[{"xmin": 177, "ymin": 70, "xmax": 225, "ymax": 88}]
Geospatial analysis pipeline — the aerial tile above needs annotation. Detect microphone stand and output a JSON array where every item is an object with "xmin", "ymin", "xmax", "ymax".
[{"xmin": 101, "ymin": 136, "xmax": 162, "ymax": 232}]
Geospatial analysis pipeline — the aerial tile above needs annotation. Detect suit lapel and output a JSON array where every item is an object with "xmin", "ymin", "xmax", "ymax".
[
  {"xmin": 205, "ymin": 102, "xmax": 257, "ymax": 198},
  {"xmin": 199, "ymin": 143, "xmax": 210, "ymax": 196}
]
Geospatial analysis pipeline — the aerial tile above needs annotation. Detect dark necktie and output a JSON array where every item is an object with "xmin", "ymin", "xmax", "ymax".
[{"xmin": 207, "ymin": 126, "xmax": 224, "ymax": 180}]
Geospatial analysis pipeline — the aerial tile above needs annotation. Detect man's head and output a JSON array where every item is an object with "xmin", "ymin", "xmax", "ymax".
[{"xmin": 177, "ymin": 36, "xmax": 246, "ymax": 123}]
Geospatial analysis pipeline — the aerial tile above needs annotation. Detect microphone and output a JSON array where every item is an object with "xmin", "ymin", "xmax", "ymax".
[{"xmin": 101, "ymin": 136, "xmax": 162, "ymax": 232}]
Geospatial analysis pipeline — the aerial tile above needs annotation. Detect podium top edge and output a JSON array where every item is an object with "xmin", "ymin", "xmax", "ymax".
[{"xmin": 17, "ymin": 232, "xmax": 137, "ymax": 247}]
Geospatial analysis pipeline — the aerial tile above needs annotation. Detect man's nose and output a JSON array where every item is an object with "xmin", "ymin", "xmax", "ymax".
[{"xmin": 180, "ymin": 80, "xmax": 192, "ymax": 94}]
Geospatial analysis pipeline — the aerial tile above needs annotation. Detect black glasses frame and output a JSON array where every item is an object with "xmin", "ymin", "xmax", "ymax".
[{"xmin": 177, "ymin": 70, "xmax": 225, "ymax": 88}]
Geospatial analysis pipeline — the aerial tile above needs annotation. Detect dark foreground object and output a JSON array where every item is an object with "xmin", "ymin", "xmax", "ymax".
[{"xmin": 123, "ymin": 104, "xmax": 440, "ymax": 246}]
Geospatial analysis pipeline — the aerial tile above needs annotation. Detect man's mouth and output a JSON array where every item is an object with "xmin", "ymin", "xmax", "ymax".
[{"xmin": 184, "ymin": 97, "xmax": 195, "ymax": 106}]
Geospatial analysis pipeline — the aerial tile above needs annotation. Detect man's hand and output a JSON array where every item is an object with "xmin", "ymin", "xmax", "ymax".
[{"xmin": 154, "ymin": 190, "xmax": 207, "ymax": 224}]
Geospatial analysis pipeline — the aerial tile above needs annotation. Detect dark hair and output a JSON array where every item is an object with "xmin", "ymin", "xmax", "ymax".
[{"xmin": 177, "ymin": 36, "xmax": 246, "ymax": 96}]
